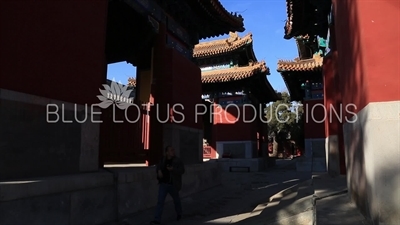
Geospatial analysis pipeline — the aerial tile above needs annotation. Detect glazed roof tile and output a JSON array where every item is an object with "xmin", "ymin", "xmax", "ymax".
[
  {"xmin": 193, "ymin": 32, "xmax": 252, "ymax": 58},
  {"xmin": 201, "ymin": 61, "xmax": 269, "ymax": 83},
  {"xmin": 127, "ymin": 61, "xmax": 269, "ymax": 86},
  {"xmin": 277, "ymin": 54, "xmax": 323, "ymax": 72}
]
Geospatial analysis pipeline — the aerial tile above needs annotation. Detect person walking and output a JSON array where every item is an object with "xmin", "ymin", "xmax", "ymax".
[{"xmin": 150, "ymin": 146, "xmax": 185, "ymax": 225}]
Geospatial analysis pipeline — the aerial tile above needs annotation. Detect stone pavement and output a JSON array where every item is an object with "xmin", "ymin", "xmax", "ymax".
[
  {"xmin": 105, "ymin": 162, "xmax": 312, "ymax": 225},
  {"xmin": 313, "ymin": 173, "xmax": 372, "ymax": 225},
  {"xmin": 103, "ymin": 160, "xmax": 373, "ymax": 225}
]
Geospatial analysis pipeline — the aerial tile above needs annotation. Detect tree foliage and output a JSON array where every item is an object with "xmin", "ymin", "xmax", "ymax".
[{"xmin": 265, "ymin": 92, "xmax": 304, "ymax": 147}]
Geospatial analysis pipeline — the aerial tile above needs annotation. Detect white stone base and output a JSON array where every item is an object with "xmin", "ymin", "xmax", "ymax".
[
  {"xmin": 0, "ymin": 162, "xmax": 221, "ymax": 224},
  {"xmin": 214, "ymin": 158, "xmax": 267, "ymax": 172},
  {"xmin": 216, "ymin": 141, "xmax": 257, "ymax": 158},
  {"xmin": 343, "ymin": 101, "xmax": 400, "ymax": 224},
  {"xmin": 299, "ymin": 138, "xmax": 326, "ymax": 172},
  {"xmin": 296, "ymin": 157, "xmax": 326, "ymax": 172},
  {"xmin": 325, "ymin": 135, "xmax": 340, "ymax": 176},
  {"xmin": 162, "ymin": 123, "xmax": 203, "ymax": 164}
]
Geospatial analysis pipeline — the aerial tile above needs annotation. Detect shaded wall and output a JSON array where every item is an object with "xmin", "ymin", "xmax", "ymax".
[
  {"xmin": 0, "ymin": 0, "xmax": 108, "ymax": 104},
  {"xmin": 0, "ymin": 163, "xmax": 221, "ymax": 225},
  {"xmin": 149, "ymin": 23, "xmax": 203, "ymax": 165},
  {"xmin": 303, "ymin": 99, "xmax": 325, "ymax": 139},
  {"xmin": 0, "ymin": 1, "xmax": 108, "ymax": 180},
  {"xmin": 333, "ymin": 0, "xmax": 400, "ymax": 223}
]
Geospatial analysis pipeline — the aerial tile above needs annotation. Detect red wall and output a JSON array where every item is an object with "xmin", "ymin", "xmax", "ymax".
[
  {"xmin": 304, "ymin": 99, "xmax": 326, "ymax": 139},
  {"xmin": 333, "ymin": 0, "xmax": 400, "ymax": 114},
  {"xmin": 212, "ymin": 100, "xmax": 258, "ymax": 142},
  {"xmin": 169, "ymin": 49, "xmax": 203, "ymax": 129},
  {"xmin": 324, "ymin": 50, "xmax": 346, "ymax": 174},
  {"xmin": 0, "ymin": 1, "xmax": 108, "ymax": 104},
  {"xmin": 323, "ymin": 51, "xmax": 340, "ymax": 137}
]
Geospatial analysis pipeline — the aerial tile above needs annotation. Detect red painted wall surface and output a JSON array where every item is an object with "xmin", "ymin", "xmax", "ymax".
[
  {"xmin": 168, "ymin": 48, "xmax": 203, "ymax": 129},
  {"xmin": 324, "ymin": 50, "xmax": 346, "ymax": 174},
  {"xmin": 99, "ymin": 106, "xmax": 141, "ymax": 163},
  {"xmin": 212, "ymin": 101, "xmax": 258, "ymax": 142},
  {"xmin": 323, "ymin": 52, "xmax": 340, "ymax": 137},
  {"xmin": 0, "ymin": 1, "xmax": 108, "ymax": 104},
  {"xmin": 303, "ymin": 99, "xmax": 326, "ymax": 139},
  {"xmin": 333, "ymin": 0, "xmax": 400, "ymax": 116},
  {"xmin": 149, "ymin": 23, "xmax": 203, "ymax": 164}
]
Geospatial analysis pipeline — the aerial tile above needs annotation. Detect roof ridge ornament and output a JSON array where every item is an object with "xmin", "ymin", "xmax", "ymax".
[
  {"xmin": 227, "ymin": 31, "xmax": 239, "ymax": 43},
  {"xmin": 313, "ymin": 53, "xmax": 323, "ymax": 60}
]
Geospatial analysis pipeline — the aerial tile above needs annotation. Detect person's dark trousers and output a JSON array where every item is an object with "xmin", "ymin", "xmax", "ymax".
[{"xmin": 154, "ymin": 183, "xmax": 182, "ymax": 222}]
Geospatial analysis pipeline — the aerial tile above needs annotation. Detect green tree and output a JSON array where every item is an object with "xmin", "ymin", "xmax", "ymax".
[{"xmin": 265, "ymin": 91, "xmax": 304, "ymax": 147}]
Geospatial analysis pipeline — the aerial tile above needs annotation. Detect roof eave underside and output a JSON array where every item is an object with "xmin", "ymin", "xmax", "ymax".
[
  {"xmin": 201, "ymin": 72, "xmax": 278, "ymax": 103},
  {"xmin": 279, "ymin": 72, "xmax": 302, "ymax": 101},
  {"xmin": 185, "ymin": 0, "xmax": 245, "ymax": 39}
]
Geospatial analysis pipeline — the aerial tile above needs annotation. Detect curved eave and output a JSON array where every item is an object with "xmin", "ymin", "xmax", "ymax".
[
  {"xmin": 284, "ymin": 0, "xmax": 295, "ymax": 39},
  {"xmin": 193, "ymin": 33, "xmax": 253, "ymax": 58},
  {"xmin": 277, "ymin": 57, "xmax": 323, "ymax": 72},
  {"xmin": 209, "ymin": 0, "xmax": 245, "ymax": 28},
  {"xmin": 279, "ymin": 72, "xmax": 300, "ymax": 101},
  {"xmin": 190, "ymin": 0, "xmax": 245, "ymax": 39},
  {"xmin": 259, "ymin": 77, "xmax": 280, "ymax": 102},
  {"xmin": 201, "ymin": 61, "xmax": 269, "ymax": 83},
  {"xmin": 245, "ymin": 40, "xmax": 258, "ymax": 63}
]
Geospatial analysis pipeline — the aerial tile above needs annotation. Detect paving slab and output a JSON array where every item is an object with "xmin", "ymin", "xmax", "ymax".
[
  {"xmin": 105, "ymin": 168, "xmax": 312, "ymax": 225},
  {"xmin": 312, "ymin": 173, "xmax": 372, "ymax": 225},
  {"xmin": 316, "ymin": 194, "xmax": 371, "ymax": 225}
]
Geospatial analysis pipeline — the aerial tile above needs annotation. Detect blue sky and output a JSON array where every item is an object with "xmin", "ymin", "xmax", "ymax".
[{"xmin": 107, "ymin": 0, "xmax": 298, "ymax": 92}]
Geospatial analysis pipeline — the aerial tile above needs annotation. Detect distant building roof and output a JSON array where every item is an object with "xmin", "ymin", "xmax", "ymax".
[
  {"xmin": 201, "ymin": 61, "xmax": 269, "ymax": 83},
  {"xmin": 277, "ymin": 54, "xmax": 323, "ymax": 72},
  {"xmin": 193, "ymin": 32, "xmax": 253, "ymax": 58}
]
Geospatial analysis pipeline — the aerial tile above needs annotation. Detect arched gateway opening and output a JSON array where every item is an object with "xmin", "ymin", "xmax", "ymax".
[
  {"xmin": 100, "ymin": 0, "xmax": 155, "ymax": 166},
  {"xmin": 100, "ymin": 0, "xmax": 247, "ymax": 167}
]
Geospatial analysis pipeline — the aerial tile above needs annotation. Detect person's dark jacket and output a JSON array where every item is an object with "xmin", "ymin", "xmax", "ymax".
[{"xmin": 156, "ymin": 156, "xmax": 185, "ymax": 191}]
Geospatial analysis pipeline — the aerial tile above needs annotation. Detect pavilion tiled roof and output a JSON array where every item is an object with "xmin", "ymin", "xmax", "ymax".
[
  {"xmin": 201, "ymin": 61, "xmax": 269, "ymax": 83},
  {"xmin": 193, "ymin": 32, "xmax": 253, "ymax": 58},
  {"xmin": 277, "ymin": 54, "xmax": 323, "ymax": 72}
]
